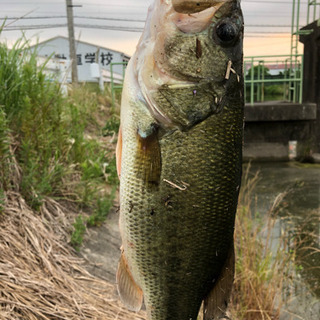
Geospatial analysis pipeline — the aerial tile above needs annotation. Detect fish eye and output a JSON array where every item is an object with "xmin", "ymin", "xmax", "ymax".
[{"xmin": 213, "ymin": 19, "xmax": 240, "ymax": 46}]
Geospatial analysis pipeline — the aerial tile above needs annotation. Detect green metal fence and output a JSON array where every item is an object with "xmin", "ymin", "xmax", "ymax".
[
  {"xmin": 307, "ymin": 0, "xmax": 320, "ymax": 25},
  {"xmin": 244, "ymin": 54, "xmax": 304, "ymax": 105},
  {"xmin": 110, "ymin": 1, "xmax": 318, "ymax": 107},
  {"xmin": 111, "ymin": 55, "xmax": 304, "ymax": 107},
  {"xmin": 110, "ymin": 62, "xmax": 127, "ymax": 108}
]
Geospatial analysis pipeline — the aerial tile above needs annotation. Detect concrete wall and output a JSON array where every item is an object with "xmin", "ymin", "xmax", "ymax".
[
  {"xmin": 243, "ymin": 23, "xmax": 320, "ymax": 162},
  {"xmin": 299, "ymin": 22, "xmax": 320, "ymax": 158},
  {"xmin": 243, "ymin": 102, "xmax": 318, "ymax": 161},
  {"xmin": 300, "ymin": 22, "xmax": 320, "ymax": 104}
]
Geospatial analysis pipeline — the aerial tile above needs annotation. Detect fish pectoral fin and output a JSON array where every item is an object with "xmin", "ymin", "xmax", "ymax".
[
  {"xmin": 136, "ymin": 125, "xmax": 161, "ymax": 186},
  {"xmin": 116, "ymin": 125, "xmax": 122, "ymax": 178},
  {"xmin": 116, "ymin": 252, "xmax": 143, "ymax": 312},
  {"xmin": 203, "ymin": 244, "xmax": 235, "ymax": 320}
]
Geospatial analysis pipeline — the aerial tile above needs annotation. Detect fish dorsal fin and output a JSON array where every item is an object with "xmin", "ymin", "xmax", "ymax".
[
  {"xmin": 116, "ymin": 125, "xmax": 122, "ymax": 177},
  {"xmin": 203, "ymin": 245, "xmax": 235, "ymax": 320},
  {"xmin": 116, "ymin": 252, "xmax": 143, "ymax": 312}
]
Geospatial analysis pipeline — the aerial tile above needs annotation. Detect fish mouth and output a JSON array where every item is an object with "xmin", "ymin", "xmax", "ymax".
[
  {"xmin": 133, "ymin": 0, "xmax": 234, "ymax": 128},
  {"xmin": 172, "ymin": 0, "xmax": 230, "ymax": 14},
  {"xmin": 170, "ymin": 1, "xmax": 230, "ymax": 34}
]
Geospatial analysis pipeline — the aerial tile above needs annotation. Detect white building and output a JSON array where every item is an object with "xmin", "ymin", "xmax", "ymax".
[{"xmin": 31, "ymin": 36, "xmax": 130, "ymax": 84}]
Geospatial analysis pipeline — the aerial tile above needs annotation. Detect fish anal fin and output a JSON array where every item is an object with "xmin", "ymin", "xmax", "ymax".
[
  {"xmin": 203, "ymin": 245, "xmax": 235, "ymax": 320},
  {"xmin": 136, "ymin": 125, "xmax": 161, "ymax": 186},
  {"xmin": 116, "ymin": 125, "xmax": 122, "ymax": 178},
  {"xmin": 116, "ymin": 252, "xmax": 143, "ymax": 312}
]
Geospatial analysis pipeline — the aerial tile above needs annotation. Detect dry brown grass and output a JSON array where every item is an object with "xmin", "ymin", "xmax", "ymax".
[
  {"xmin": 228, "ymin": 168, "xmax": 288, "ymax": 320},
  {"xmin": 228, "ymin": 165, "xmax": 316, "ymax": 320},
  {"xmin": 0, "ymin": 191, "xmax": 146, "ymax": 320}
]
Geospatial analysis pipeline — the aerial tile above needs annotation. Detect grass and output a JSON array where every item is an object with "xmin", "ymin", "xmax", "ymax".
[
  {"xmin": 0, "ymin": 192, "xmax": 147, "ymax": 320},
  {"xmin": 103, "ymin": 114, "xmax": 120, "ymax": 137},
  {"xmin": 0, "ymin": 33, "xmax": 146, "ymax": 320},
  {"xmin": 228, "ymin": 166, "xmax": 320, "ymax": 320},
  {"xmin": 1, "ymin": 32, "xmax": 318, "ymax": 320},
  {"xmin": 229, "ymin": 168, "xmax": 290, "ymax": 319},
  {"xmin": 0, "ymin": 34, "xmax": 119, "ymax": 248},
  {"xmin": 70, "ymin": 215, "xmax": 87, "ymax": 251}
]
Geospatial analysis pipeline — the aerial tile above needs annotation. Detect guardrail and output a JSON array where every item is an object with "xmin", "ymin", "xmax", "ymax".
[
  {"xmin": 110, "ymin": 62, "xmax": 127, "ymax": 108},
  {"xmin": 244, "ymin": 54, "xmax": 304, "ymax": 105},
  {"xmin": 110, "ymin": 55, "xmax": 304, "ymax": 107}
]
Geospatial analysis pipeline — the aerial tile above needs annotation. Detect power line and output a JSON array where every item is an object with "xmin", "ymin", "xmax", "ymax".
[
  {"xmin": 1, "ymin": 18, "xmax": 293, "ymax": 33},
  {"xmin": 74, "ymin": 25, "xmax": 291, "ymax": 32},
  {"xmin": 245, "ymin": 31, "xmax": 290, "ymax": 33},
  {"xmin": 246, "ymin": 24, "xmax": 291, "ymax": 28},
  {"xmin": 3, "ymin": 23, "xmax": 293, "ymax": 35},
  {"xmin": 73, "ymin": 3, "xmax": 147, "ymax": 8},
  {"xmin": 75, "ymin": 15, "xmax": 145, "ymax": 22},
  {"xmin": 0, "ymin": 0, "xmax": 308, "ymax": 4},
  {"xmin": 244, "ymin": 34, "xmax": 290, "ymax": 38},
  {"xmin": 74, "ymin": 24, "xmax": 144, "ymax": 32},
  {"xmin": 242, "ymin": 0, "xmax": 308, "ymax": 3},
  {"xmin": 1, "ymin": 15, "xmax": 293, "ymax": 29},
  {"xmin": 1, "ymin": 23, "xmax": 143, "ymax": 32},
  {"xmin": 0, "ymin": 15, "xmax": 146, "ymax": 22},
  {"xmin": 0, "ymin": 16, "xmax": 66, "ymax": 20},
  {"xmin": 2, "ymin": 24, "xmax": 289, "ymax": 32},
  {"xmin": 3, "ymin": 24, "xmax": 67, "ymax": 31}
]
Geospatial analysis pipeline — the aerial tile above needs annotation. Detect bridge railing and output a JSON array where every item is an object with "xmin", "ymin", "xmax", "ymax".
[
  {"xmin": 110, "ymin": 62, "xmax": 128, "ymax": 108},
  {"xmin": 110, "ymin": 55, "xmax": 304, "ymax": 107},
  {"xmin": 244, "ymin": 54, "xmax": 304, "ymax": 105}
]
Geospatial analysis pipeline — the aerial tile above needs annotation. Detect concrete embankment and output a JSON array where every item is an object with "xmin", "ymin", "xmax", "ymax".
[{"xmin": 244, "ymin": 101, "xmax": 318, "ymax": 162}]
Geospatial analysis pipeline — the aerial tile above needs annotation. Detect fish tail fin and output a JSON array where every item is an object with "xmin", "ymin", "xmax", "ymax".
[
  {"xmin": 116, "ymin": 251, "xmax": 143, "ymax": 312},
  {"xmin": 203, "ymin": 244, "xmax": 235, "ymax": 320}
]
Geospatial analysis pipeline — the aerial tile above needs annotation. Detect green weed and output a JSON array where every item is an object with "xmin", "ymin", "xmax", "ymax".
[
  {"xmin": 0, "ymin": 108, "xmax": 12, "ymax": 190},
  {"xmin": 229, "ymin": 168, "xmax": 295, "ymax": 320},
  {"xmin": 70, "ymin": 215, "xmax": 87, "ymax": 251},
  {"xmin": 0, "ymin": 188, "xmax": 5, "ymax": 214},
  {"xmin": 86, "ymin": 188, "xmax": 116, "ymax": 227},
  {"xmin": 0, "ymin": 34, "xmax": 118, "ymax": 245},
  {"xmin": 103, "ymin": 114, "xmax": 120, "ymax": 137},
  {"xmin": 104, "ymin": 155, "xmax": 119, "ymax": 186}
]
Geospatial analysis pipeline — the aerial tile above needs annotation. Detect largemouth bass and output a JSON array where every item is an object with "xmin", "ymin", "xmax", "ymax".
[{"xmin": 116, "ymin": 1, "xmax": 244, "ymax": 319}]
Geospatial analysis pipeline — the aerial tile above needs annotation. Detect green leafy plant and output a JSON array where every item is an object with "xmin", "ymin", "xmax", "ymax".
[
  {"xmin": 104, "ymin": 155, "xmax": 119, "ymax": 186},
  {"xmin": 103, "ymin": 114, "xmax": 120, "ymax": 137},
  {"xmin": 0, "ymin": 108, "xmax": 12, "ymax": 190},
  {"xmin": 86, "ymin": 189, "xmax": 116, "ymax": 227},
  {"xmin": 229, "ymin": 168, "xmax": 295, "ymax": 320},
  {"xmin": 70, "ymin": 215, "xmax": 87, "ymax": 251},
  {"xmin": 0, "ymin": 34, "xmax": 118, "ymax": 244}
]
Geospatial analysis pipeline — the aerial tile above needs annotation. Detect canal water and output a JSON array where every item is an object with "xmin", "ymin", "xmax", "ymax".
[{"xmin": 248, "ymin": 162, "xmax": 320, "ymax": 320}]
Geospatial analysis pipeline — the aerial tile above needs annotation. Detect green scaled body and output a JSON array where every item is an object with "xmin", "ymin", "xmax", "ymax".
[{"xmin": 116, "ymin": 1, "xmax": 244, "ymax": 319}]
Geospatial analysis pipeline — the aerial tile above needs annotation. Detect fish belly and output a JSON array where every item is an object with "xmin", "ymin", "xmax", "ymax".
[{"xmin": 119, "ymin": 102, "xmax": 243, "ymax": 320}]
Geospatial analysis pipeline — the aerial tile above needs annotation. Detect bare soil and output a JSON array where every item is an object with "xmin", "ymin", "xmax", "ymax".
[{"xmin": 80, "ymin": 203, "xmax": 121, "ymax": 284}]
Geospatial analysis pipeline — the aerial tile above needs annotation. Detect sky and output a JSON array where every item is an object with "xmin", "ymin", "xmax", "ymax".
[{"xmin": 0, "ymin": 0, "xmax": 311, "ymax": 57}]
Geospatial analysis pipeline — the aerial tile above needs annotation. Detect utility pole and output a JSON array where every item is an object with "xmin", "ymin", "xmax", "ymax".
[{"xmin": 66, "ymin": 0, "xmax": 78, "ymax": 84}]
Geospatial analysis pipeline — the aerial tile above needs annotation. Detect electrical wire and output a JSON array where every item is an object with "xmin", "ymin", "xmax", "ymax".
[
  {"xmin": 74, "ymin": 24, "xmax": 143, "ymax": 32},
  {"xmin": 3, "ymin": 23, "xmax": 293, "ymax": 35},
  {"xmin": 1, "ymin": 15, "xmax": 293, "ymax": 29},
  {"xmin": 0, "ymin": 16, "xmax": 67, "ymax": 20},
  {"xmin": 75, "ymin": 15, "xmax": 146, "ymax": 22},
  {"xmin": 3, "ymin": 24, "xmax": 67, "ymax": 31},
  {"xmin": 0, "ymin": 0, "xmax": 309, "ymax": 4},
  {"xmin": 242, "ymin": 0, "xmax": 308, "ymax": 3}
]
